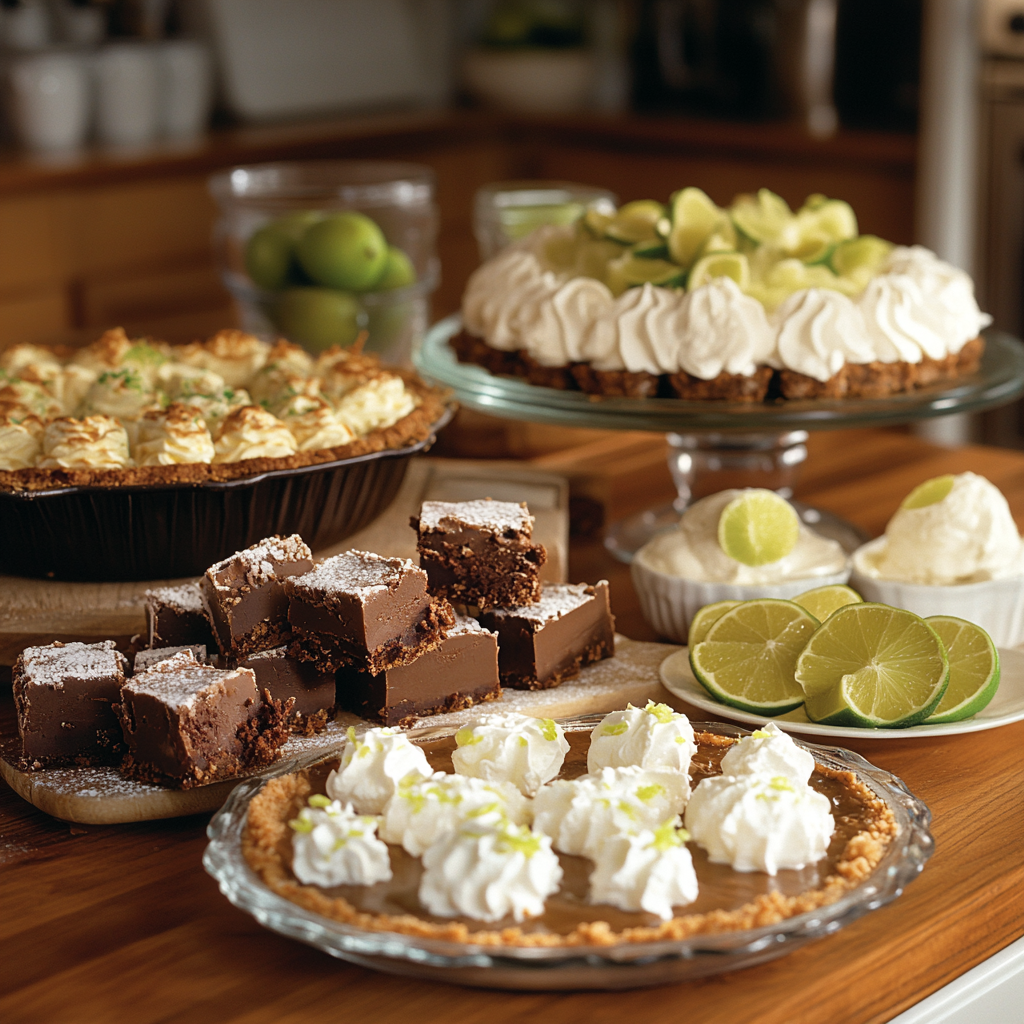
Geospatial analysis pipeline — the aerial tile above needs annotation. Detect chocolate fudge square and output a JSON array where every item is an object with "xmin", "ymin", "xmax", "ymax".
[
  {"xmin": 236, "ymin": 645, "xmax": 336, "ymax": 735},
  {"xmin": 145, "ymin": 583, "xmax": 216, "ymax": 649},
  {"xmin": 13, "ymin": 640, "xmax": 128, "ymax": 768},
  {"xmin": 477, "ymin": 581, "xmax": 615, "ymax": 690},
  {"xmin": 413, "ymin": 499, "xmax": 546, "ymax": 610},
  {"xmin": 115, "ymin": 651, "xmax": 290, "ymax": 788},
  {"xmin": 200, "ymin": 534, "xmax": 314, "ymax": 658},
  {"xmin": 285, "ymin": 550, "xmax": 455, "ymax": 674},
  {"xmin": 337, "ymin": 615, "xmax": 500, "ymax": 726},
  {"xmin": 134, "ymin": 644, "xmax": 207, "ymax": 674}
]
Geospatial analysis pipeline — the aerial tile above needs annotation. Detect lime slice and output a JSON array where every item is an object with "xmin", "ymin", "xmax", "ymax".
[
  {"xmin": 667, "ymin": 187, "xmax": 722, "ymax": 268},
  {"xmin": 787, "ymin": 233, "xmax": 835, "ymax": 265},
  {"xmin": 605, "ymin": 253, "xmax": 685, "ymax": 296},
  {"xmin": 924, "ymin": 616, "xmax": 1000, "ymax": 723},
  {"xmin": 583, "ymin": 208, "xmax": 614, "ymax": 238},
  {"xmin": 795, "ymin": 604, "xmax": 949, "ymax": 728},
  {"xmin": 830, "ymin": 234, "xmax": 892, "ymax": 277},
  {"xmin": 688, "ymin": 251, "xmax": 750, "ymax": 291},
  {"xmin": 575, "ymin": 238, "xmax": 626, "ymax": 281},
  {"xmin": 687, "ymin": 600, "xmax": 741, "ymax": 648},
  {"xmin": 792, "ymin": 584, "xmax": 862, "ymax": 622},
  {"xmin": 631, "ymin": 240, "xmax": 670, "ymax": 260},
  {"xmin": 689, "ymin": 599, "xmax": 819, "ymax": 715},
  {"xmin": 605, "ymin": 200, "xmax": 666, "ymax": 245},
  {"xmin": 717, "ymin": 489, "xmax": 800, "ymax": 567},
  {"xmin": 901, "ymin": 474, "xmax": 955, "ymax": 510},
  {"xmin": 798, "ymin": 198, "xmax": 858, "ymax": 243},
  {"xmin": 699, "ymin": 220, "xmax": 739, "ymax": 256},
  {"xmin": 731, "ymin": 189, "xmax": 794, "ymax": 244}
]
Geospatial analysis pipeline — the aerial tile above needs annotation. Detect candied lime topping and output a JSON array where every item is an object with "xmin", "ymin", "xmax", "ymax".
[
  {"xmin": 540, "ymin": 718, "xmax": 558, "ymax": 742},
  {"xmin": 751, "ymin": 729, "xmax": 771, "ymax": 739},
  {"xmin": 455, "ymin": 726, "xmax": 482, "ymax": 747},
  {"xmin": 635, "ymin": 784, "xmax": 666, "ymax": 803},
  {"xmin": 308, "ymin": 794, "xmax": 331, "ymax": 809},
  {"xmin": 288, "ymin": 815, "xmax": 313, "ymax": 833},
  {"xmin": 644, "ymin": 701, "xmax": 677, "ymax": 725},
  {"xmin": 495, "ymin": 824, "xmax": 543, "ymax": 859},
  {"xmin": 650, "ymin": 820, "xmax": 688, "ymax": 852},
  {"xmin": 601, "ymin": 721, "xmax": 629, "ymax": 736}
]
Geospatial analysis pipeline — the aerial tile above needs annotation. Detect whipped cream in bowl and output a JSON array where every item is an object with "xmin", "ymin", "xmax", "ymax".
[
  {"xmin": 632, "ymin": 488, "xmax": 851, "ymax": 643},
  {"xmin": 851, "ymin": 472, "xmax": 1024, "ymax": 645}
]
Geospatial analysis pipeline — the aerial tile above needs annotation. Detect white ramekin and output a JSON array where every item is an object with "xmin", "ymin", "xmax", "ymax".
[
  {"xmin": 850, "ymin": 537, "xmax": 1024, "ymax": 648},
  {"xmin": 630, "ymin": 556, "xmax": 852, "ymax": 645}
]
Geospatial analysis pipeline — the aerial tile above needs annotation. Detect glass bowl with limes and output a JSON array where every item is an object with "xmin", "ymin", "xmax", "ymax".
[{"xmin": 210, "ymin": 161, "xmax": 439, "ymax": 365}]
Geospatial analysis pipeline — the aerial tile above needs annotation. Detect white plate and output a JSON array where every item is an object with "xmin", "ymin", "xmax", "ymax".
[{"xmin": 659, "ymin": 646, "xmax": 1024, "ymax": 739}]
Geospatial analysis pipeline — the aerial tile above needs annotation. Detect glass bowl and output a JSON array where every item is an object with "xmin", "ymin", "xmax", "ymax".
[
  {"xmin": 209, "ymin": 161, "xmax": 439, "ymax": 366},
  {"xmin": 204, "ymin": 715, "xmax": 933, "ymax": 991}
]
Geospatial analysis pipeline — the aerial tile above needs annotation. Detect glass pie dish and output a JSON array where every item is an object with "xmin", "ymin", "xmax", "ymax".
[{"xmin": 203, "ymin": 716, "xmax": 933, "ymax": 991}]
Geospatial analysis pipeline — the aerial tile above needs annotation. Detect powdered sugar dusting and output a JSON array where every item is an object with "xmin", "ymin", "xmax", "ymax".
[
  {"xmin": 145, "ymin": 583, "xmax": 205, "ymax": 616},
  {"xmin": 487, "ymin": 582, "xmax": 601, "ymax": 624},
  {"xmin": 288, "ymin": 550, "xmax": 421, "ymax": 601},
  {"xmin": 16, "ymin": 641, "xmax": 124, "ymax": 687},
  {"xmin": 207, "ymin": 534, "xmax": 312, "ymax": 589},
  {"xmin": 125, "ymin": 656, "xmax": 252, "ymax": 709},
  {"xmin": 418, "ymin": 499, "xmax": 532, "ymax": 535},
  {"xmin": 449, "ymin": 613, "xmax": 492, "ymax": 638}
]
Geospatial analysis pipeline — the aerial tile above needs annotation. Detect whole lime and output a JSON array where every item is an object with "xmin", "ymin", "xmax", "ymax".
[
  {"xmin": 245, "ymin": 224, "xmax": 297, "ymax": 291},
  {"xmin": 297, "ymin": 212, "xmax": 388, "ymax": 291},
  {"xmin": 374, "ymin": 246, "xmax": 417, "ymax": 291},
  {"xmin": 272, "ymin": 288, "xmax": 363, "ymax": 351}
]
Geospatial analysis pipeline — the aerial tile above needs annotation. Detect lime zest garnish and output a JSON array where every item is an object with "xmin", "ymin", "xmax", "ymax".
[
  {"xmin": 346, "ymin": 726, "xmax": 357, "ymax": 745},
  {"xmin": 539, "ymin": 718, "xmax": 558, "ymax": 742},
  {"xmin": 650, "ymin": 820, "xmax": 687, "ymax": 852},
  {"xmin": 494, "ymin": 825, "xmax": 542, "ymax": 859},
  {"xmin": 600, "ymin": 721, "xmax": 629, "ymax": 736},
  {"xmin": 288, "ymin": 816, "xmax": 313, "ymax": 833},
  {"xmin": 307, "ymin": 794, "xmax": 331, "ymax": 808},
  {"xmin": 332, "ymin": 835, "xmax": 349, "ymax": 851},
  {"xmin": 643, "ymin": 701, "xmax": 677, "ymax": 725},
  {"xmin": 635, "ymin": 784, "xmax": 665, "ymax": 803},
  {"xmin": 617, "ymin": 800, "xmax": 638, "ymax": 820},
  {"xmin": 518, "ymin": 736, "xmax": 529, "ymax": 747},
  {"xmin": 751, "ymin": 729, "xmax": 771, "ymax": 739},
  {"xmin": 455, "ymin": 726, "xmax": 481, "ymax": 747}
]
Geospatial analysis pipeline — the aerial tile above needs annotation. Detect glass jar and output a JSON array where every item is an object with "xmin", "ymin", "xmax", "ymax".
[{"xmin": 209, "ymin": 161, "xmax": 439, "ymax": 366}]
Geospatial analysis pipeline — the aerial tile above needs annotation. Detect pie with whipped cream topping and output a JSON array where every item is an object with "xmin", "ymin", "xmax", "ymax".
[
  {"xmin": 455, "ymin": 189, "xmax": 990, "ymax": 402},
  {"xmin": 0, "ymin": 327, "xmax": 447, "ymax": 489}
]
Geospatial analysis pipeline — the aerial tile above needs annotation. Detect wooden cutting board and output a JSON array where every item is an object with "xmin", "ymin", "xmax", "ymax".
[
  {"xmin": 0, "ymin": 458, "xmax": 569, "ymax": 666},
  {"xmin": 0, "ymin": 636, "xmax": 680, "ymax": 824}
]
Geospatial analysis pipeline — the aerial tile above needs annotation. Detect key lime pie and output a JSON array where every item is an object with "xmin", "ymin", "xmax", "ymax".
[
  {"xmin": 0, "ymin": 327, "xmax": 446, "ymax": 489},
  {"xmin": 241, "ymin": 706, "xmax": 898, "ymax": 946},
  {"xmin": 454, "ymin": 188, "xmax": 990, "ymax": 401}
]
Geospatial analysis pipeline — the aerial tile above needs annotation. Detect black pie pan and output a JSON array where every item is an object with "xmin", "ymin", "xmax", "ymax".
[{"xmin": 0, "ymin": 408, "xmax": 453, "ymax": 583}]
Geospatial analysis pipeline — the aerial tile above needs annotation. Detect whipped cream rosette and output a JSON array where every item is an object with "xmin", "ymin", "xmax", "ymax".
[
  {"xmin": 419, "ymin": 820, "xmax": 563, "ymax": 923},
  {"xmin": 326, "ymin": 726, "xmax": 431, "ymax": 815},
  {"xmin": 289, "ymin": 795, "xmax": 392, "ymax": 887},
  {"xmin": 587, "ymin": 701, "xmax": 696, "ymax": 774},
  {"xmin": 685, "ymin": 773, "xmax": 834, "ymax": 874},
  {"xmin": 588, "ymin": 821, "xmax": 699, "ymax": 920},
  {"xmin": 719, "ymin": 723, "xmax": 815, "ymax": 787},
  {"xmin": 451, "ymin": 712, "xmax": 569, "ymax": 797}
]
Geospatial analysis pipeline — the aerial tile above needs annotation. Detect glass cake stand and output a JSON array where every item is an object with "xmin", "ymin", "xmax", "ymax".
[{"xmin": 414, "ymin": 315, "xmax": 1024, "ymax": 560}]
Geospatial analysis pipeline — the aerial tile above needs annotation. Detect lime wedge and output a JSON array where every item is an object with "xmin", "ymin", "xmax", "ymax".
[
  {"xmin": 924, "ymin": 616, "xmax": 1000, "ymax": 723},
  {"xmin": 688, "ymin": 252, "xmax": 750, "ymax": 291},
  {"xmin": 583, "ymin": 208, "xmax": 614, "ymax": 238},
  {"xmin": 792, "ymin": 584, "xmax": 862, "ymax": 622},
  {"xmin": 717, "ymin": 489, "xmax": 800, "ymax": 567},
  {"xmin": 699, "ymin": 220, "xmax": 739, "ymax": 256},
  {"xmin": 795, "ymin": 604, "xmax": 949, "ymax": 728},
  {"xmin": 605, "ymin": 200, "xmax": 666, "ymax": 245},
  {"xmin": 830, "ymin": 235, "xmax": 893, "ymax": 277},
  {"xmin": 731, "ymin": 189, "xmax": 794, "ymax": 245},
  {"xmin": 798, "ymin": 198, "xmax": 858, "ymax": 243},
  {"xmin": 689, "ymin": 599, "xmax": 819, "ymax": 715},
  {"xmin": 901, "ymin": 475, "xmax": 955, "ymax": 510},
  {"xmin": 605, "ymin": 253, "xmax": 685, "ymax": 296},
  {"xmin": 687, "ymin": 600, "xmax": 742, "ymax": 648},
  {"xmin": 631, "ymin": 240, "xmax": 670, "ymax": 260},
  {"xmin": 667, "ymin": 187, "xmax": 723, "ymax": 268}
]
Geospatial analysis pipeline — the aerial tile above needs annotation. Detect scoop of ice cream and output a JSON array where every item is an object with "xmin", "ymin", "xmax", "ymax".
[
  {"xmin": 719, "ymin": 723, "xmax": 815, "ymax": 787},
  {"xmin": 289, "ymin": 796, "xmax": 392, "ymax": 887},
  {"xmin": 532, "ymin": 765, "xmax": 690, "ymax": 859},
  {"xmin": 684, "ymin": 773, "xmax": 834, "ymax": 874},
  {"xmin": 451, "ymin": 712, "xmax": 569, "ymax": 796},
  {"xmin": 587, "ymin": 701, "xmax": 695, "ymax": 775},
  {"xmin": 588, "ymin": 822, "xmax": 698, "ymax": 920},
  {"xmin": 379, "ymin": 772, "xmax": 531, "ymax": 856},
  {"xmin": 636, "ymin": 488, "xmax": 849, "ymax": 584},
  {"xmin": 854, "ymin": 472, "xmax": 1024, "ymax": 584},
  {"xmin": 418, "ymin": 820, "xmax": 563, "ymax": 923},
  {"xmin": 326, "ymin": 726, "xmax": 432, "ymax": 814}
]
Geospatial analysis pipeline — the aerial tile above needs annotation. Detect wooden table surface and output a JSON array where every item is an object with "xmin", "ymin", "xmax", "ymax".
[{"xmin": 2, "ymin": 426, "xmax": 1023, "ymax": 1024}]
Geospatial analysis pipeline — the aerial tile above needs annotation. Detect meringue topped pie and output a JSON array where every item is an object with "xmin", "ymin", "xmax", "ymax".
[
  {"xmin": 0, "ymin": 327, "xmax": 446, "ymax": 490},
  {"xmin": 242, "ymin": 711, "xmax": 898, "ymax": 946}
]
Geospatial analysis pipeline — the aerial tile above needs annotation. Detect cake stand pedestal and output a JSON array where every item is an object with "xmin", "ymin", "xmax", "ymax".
[{"xmin": 415, "ymin": 316, "xmax": 1024, "ymax": 560}]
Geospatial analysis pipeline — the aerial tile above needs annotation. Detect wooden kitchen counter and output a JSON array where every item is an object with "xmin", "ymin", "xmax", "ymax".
[{"xmin": 1, "ymin": 426, "xmax": 1022, "ymax": 1024}]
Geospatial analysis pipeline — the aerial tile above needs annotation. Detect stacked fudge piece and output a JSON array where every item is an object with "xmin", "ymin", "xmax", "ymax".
[{"xmin": 413, "ymin": 499, "xmax": 616, "ymax": 690}]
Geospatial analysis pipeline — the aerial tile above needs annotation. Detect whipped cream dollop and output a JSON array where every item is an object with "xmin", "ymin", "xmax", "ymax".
[
  {"xmin": 156, "ymin": 361, "xmax": 227, "ymax": 400},
  {"xmin": 38, "ymin": 415, "xmax": 132, "ymax": 469},
  {"xmin": 0, "ymin": 414, "xmax": 43, "ymax": 470},
  {"xmin": 532, "ymin": 765, "xmax": 690, "ymax": 859},
  {"xmin": 212, "ymin": 405, "xmax": 298, "ymax": 463},
  {"xmin": 326, "ymin": 726, "xmax": 432, "ymax": 814},
  {"xmin": 419, "ymin": 820, "xmax": 563, "ymax": 923},
  {"xmin": 720, "ymin": 723, "xmax": 815, "ymax": 786},
  {"xmin": 684, "ymin": 773, "xmax": 834, "ymax": 874},
  {"xmin": 275, "ymin": 394, "xmax": 356, "ymax": 451},
  {"xmin": 334, "ymin": 375, "xmax": 415, "ymax": 436},
  {"xmin": 0, "ymin": 378, "xmax": 63, "ymax": 420},
  {"xmin": 178, "ymin": 387, "xmax": 251, "ymax": 432},
  {"xmin": 379, "ymin": 772, "xmax": 531, "ymax": 856},
  {"xmin": 588, "ymin": 822, "xmax": 698, "ymax": 920},
  {"xmin": 80, "ymin": 369, "xmax": 157, "ymax": 422},
  {"xmin": 134, "ymin": 404, "xmax": 215, "ymax": 466},
  {"xmin": 519, "ymin": 275, "xmax": 615, "ymax": 367},
  {"xmin": 587, "ymin": 701, "xmax": 696, "ymax": 775},
  {"xmin": 636, "ymin": 488, "xmax": 849, "ymax": 584},
  {"xmin": 0, "ymin": 343, "xmax": 62, "ymax": 374},
  {"xmin": 452, "ymin": 713, "xmax": 569, "ymax": 797},
  {"xmin": 289, "ymin": 796, "xmax": 392, "ymax": 888},
  {"xmin": 853, "ymin": 472, "xmax": 1024, "ymax": 584},
  {"xmin": 177, "ymin": 329, "xmax": 270, "ymax": 387}
]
